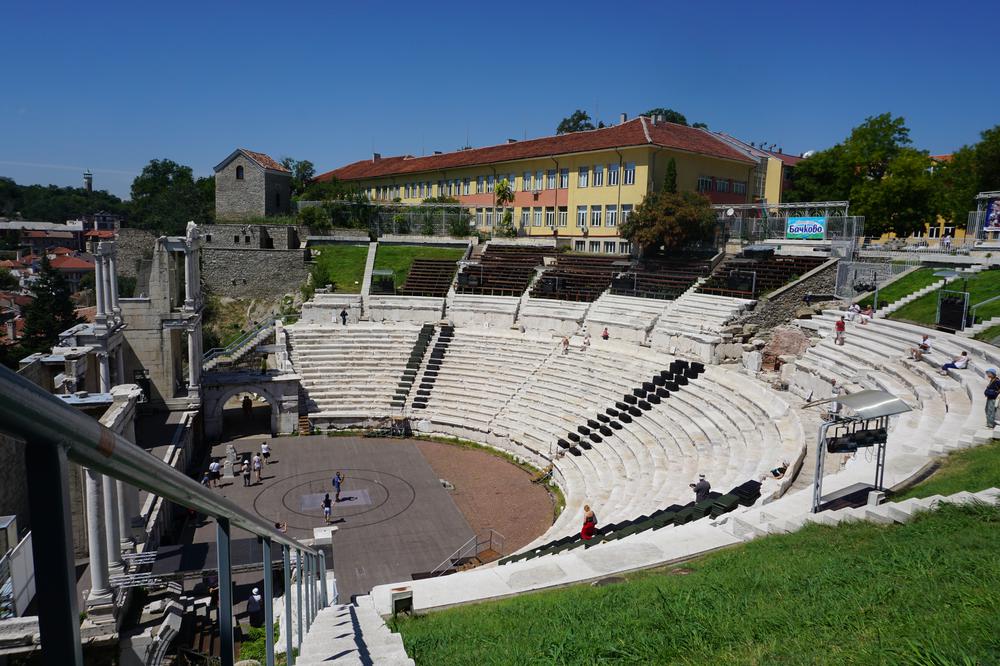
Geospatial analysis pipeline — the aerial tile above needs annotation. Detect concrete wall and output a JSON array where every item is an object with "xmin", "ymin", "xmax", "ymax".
[
  {"xmin": 201, "ymin": 248, "xmax": 309, "ymax": 299},
  {"xmin": 0, "ymin": 434, "xmax": 30, "ymax": 539}
]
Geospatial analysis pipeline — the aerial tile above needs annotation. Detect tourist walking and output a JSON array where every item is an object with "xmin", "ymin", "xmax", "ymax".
[
  {"xmin": 581, "ymin": 333, "xmax": 591, "ymax": 351},
  {"xmin": 322, "ymin": 493, "xmax": 333, "ymax": 524},
  {"xmin": 829, "ymin": 379, "xmax": 844, "ymax": 418},
  {"xmin": 601, "ymin": 327, "xmax": 609, "ymax": 341},
  {"xmin": 561, "ymin": 336, "xmax": 570, "ymax": 355},
  {"xmin": 940, "ymin": 351, "xmax": 968, "ymax": 375},
  {"xmin": 252, "ymin": 454, "xmax": 263, "ymax": 484},
  {"xmin": 242, "ymin": 395, "xmax": 253, "ymax": 419},
  {"xmin": 581, "ymin": 504, "xmax": 598, "ymax": 541},
  {"xmin": 340, "ymin": 309, "xmax": 348, "ymax": 326},
  {"xmin": 985, "ymin": 369, "xmax": 1000, "ymax": 429},
  {"xmin": 691, "ymin": 474, "xmax": 711, "ymax": 503},
  {"xmin": 246, "ymin": 587, "xmax": 263, "ymax": 627},
  {"xmin": 200, "ymin": 471, "xmax": 210, "ymax": 487},
  {"xmin": 208, "ymin": 459, "xmax": 221, "ymax": 488},
  {"xmin": 261, "ymin": 441, "xmax": 270, "ymax": 465},
  {"xmin": 834, "ymin": 317, "xmax": 846, "ymax": 346},
  {"xmin": 332, "ymin": 472, "xmax": 344, "ymax": 502},
  {"xmin": 242, "ymin": 459, "xmax": 252, "ymax": 487}
]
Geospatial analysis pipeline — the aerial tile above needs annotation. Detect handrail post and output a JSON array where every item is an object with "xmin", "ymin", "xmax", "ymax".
[
  {"xmin": 296, "ymin": 549, "xmax": 304, "ymax": 652},
  {"xmin": 25, "ymin": 442, "xmax": 83, "ymax": 666},
  {"xmin": 318, "ymin": 551, "xmax": 328, "ymax": 608},
  {"xmin": 283, "ymin": 545, "xmax": 294, "ymax": 665},
  {"xmin": 217, "ymin": 518, "xmax": 235, "ymax": 665},
  {"xmin": 304, "ymin": 554, "xmax": 312, "ymax": 632},
  {"xmin": 261, "ymin": 537, "xmax": 275, "ymax": 666}
]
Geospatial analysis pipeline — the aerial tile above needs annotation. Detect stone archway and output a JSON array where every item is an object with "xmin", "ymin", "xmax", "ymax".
[{"xmin": 201, "ymin": 373, "xmax": 299, "ymax": 442}]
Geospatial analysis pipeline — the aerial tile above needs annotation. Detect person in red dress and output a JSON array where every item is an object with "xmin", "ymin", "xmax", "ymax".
[{"xmin": 581, "ymin": 505, "xmax": 598, "ymax": 540}]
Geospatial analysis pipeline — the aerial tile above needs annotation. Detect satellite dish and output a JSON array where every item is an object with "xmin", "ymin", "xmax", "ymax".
[{"xmin": 726, "ymin": 208, "xmax": 735, "ymax": 217}]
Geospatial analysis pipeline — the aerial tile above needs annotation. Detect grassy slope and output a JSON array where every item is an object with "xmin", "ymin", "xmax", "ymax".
[
  {"xmin": 393, "ymin": 444, "xmax": 1000, "ymax": 665},
  {"xmin": 312, "ymin": 244, "xmax": 370, "ymax": 293},
  {"xmin": 974, "ymin": 323, "xmax": 1000, "ymax": 344},
  {"xmin": 891, "ymin": 268, "xmax": 1000, "ymax": 325},
  {"xmin": 373, "ymin": 245, "xmax": 465, "ymax": 288},
  {"xmin": 856, "ymin": 267, "xmax": 940, "ymax": 309}
]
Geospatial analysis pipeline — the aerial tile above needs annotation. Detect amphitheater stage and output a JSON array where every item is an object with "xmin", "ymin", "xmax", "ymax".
[{"xmin": 192, "ymin": 435, "xmax": 477, "ymax": 601}]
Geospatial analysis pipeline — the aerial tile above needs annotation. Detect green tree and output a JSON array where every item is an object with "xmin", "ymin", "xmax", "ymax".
[
  {"xmin": 556, "ymin": 110, "xmax": 596, "ymax": 134},
  {"xmin": 298, "ymin": 204, "xmax": 331, "ymax": 231},
  {"xmin": 280, "ymin": 158, "xmax": 316, "ymax": 196},
  {"xmin": 643, "ymin": 108, "xmax": 688, "ymax": 125},
  {"xmin": 663, "ymin": 158, "xmax": 678, "ymax": 193},
  {"xmin": 195, "ymin": 176, "xmax": 215, "ymax": 224},
  {"xmin": 0, "ymin": 268, "xmax": 17, "ymax": 291},
  {"xmin": 20, "ymin": 256, "xmax": 81, "ymax": 353},
  {"xmin": 0, "ymin": 176, "xmax": 129, "ymax": 223},
  {"xmin": 493, "ymin": 178, "xmax": 516, "ymax": 237},
  {"xmin": 853, "ymin": 149, "xmax": 936, "ymax": 237},
  {"xmin": 934, "ymin": 124, "xmax": 1000, "ymax": 225},
  {"xmin": 619, "ymin": 190, "xmax": 716, "ymax": 254},
  {"xmin": 129, "ymin": 159, "xmax": 208, "ymax": 234},
  {"xmin": 300, "ymin": 177, "xmax": 354, "ymax": 201}
]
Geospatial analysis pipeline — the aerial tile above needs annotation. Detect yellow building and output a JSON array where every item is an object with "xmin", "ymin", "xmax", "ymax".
[{"xmin": 315, "ymin": 116, "xmax": 755, "ymax": 253}]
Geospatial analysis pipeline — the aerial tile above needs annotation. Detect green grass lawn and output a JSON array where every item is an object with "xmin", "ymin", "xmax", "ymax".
[
  {"xmin": 891, "ymin": 267, "xmax": 1000, "ymax": 326},
  {"xmin": 857, "ymin": 267, "xmax": 941, "ymax": 309},
  {"xmin": 975, "ymin": 324, "xmax": 1000, "ymax": 345},
  {"xmin": 374, "ymin": 245, "xmax": 465, "ymax": 288},
  {"xmin": 392, "ymin": 441, "xmax": 1000, "ymax": 665},
  {"xmin": 311, "ymin": 244, "xmax": 369, "ymax": 293}
]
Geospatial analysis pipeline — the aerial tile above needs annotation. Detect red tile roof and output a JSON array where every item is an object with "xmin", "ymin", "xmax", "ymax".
[
  {"xmin": 84, "ymin": 230, "xmax": 115, "ymax": 239},
  {"xmin": 315, "ymin": 117, "xmax": 754, "ymax": 182},
  {"xmin": 0, "ymin": 259, "xmax": 24, "ymax": 269},
  {"xmin": 24, "ymin": 230, "xmax": 76, "ymax": 239},
  {"xmin": 765, "ymin": 151, "xmax": 805, "ymax": 166},
  {"xmin": 241, "ymin": 149, "xmax": 290, "ymax": 173},
  {"xmin": 49, "ymin": 246, "xmax": 76, "ymax": 255},
  {"xmin": 50, "ymin": 255, "xmax": 95, "ymax": 271},
  {"xmin": 931, "ymin": 154, "xmax": 953, "ymax": 163}
]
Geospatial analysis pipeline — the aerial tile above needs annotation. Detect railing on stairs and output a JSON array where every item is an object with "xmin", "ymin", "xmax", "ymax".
[
  {"xmin": 0, "ymin": 365, "xmax": 328, "ymax": 666},
  {"xmin": 428, "ymin": 529, "xmax": 505, "ymax": 577},
  {"xmin": 970, "ymin": 294, "xmax": 1000, "ymax": 327},
  {"xmin": 202, "ymin": 318, "xmax": 276, "ymax": 369}
]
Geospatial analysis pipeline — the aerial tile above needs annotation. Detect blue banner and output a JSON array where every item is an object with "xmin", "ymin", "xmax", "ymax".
[{"xmin": 786, "ymin": 216, "xmax": 827, "ymax": 240}]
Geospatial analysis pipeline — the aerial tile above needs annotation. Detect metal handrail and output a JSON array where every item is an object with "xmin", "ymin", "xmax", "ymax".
[
  {"xmin": 970, "ymin": 294, "xmax": 1000, "ymax": 325},
  {"xmin": 429, "ymin": 528, "xmax": 505, "ymax": 577},
  {"xmin": 0, "ymin": 365, "xmax": 317, "ymax": 557},
  {"xmin": 203, "ymin": 318, "xmax": 275, "ymax": 364}
]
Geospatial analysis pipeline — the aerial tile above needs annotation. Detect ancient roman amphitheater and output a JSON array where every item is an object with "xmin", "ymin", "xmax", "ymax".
[{"xmin": 274, "ymin": 244, "xmax": 1000, "ymax": 664}]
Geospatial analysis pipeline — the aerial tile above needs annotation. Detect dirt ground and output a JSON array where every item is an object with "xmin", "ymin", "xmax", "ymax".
[{"xmin": 414, "ymin": 441, "xmax": 555, "ymax": 554}]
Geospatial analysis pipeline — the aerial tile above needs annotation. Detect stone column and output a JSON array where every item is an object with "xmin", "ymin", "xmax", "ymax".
[
  {"xmin": 102, "ymin": 254, "xmax": 114, "ymax": 318},
  {"xmin": 85, "ymin": 469, "xmax": 112, "ymax": 606},
  {"xmin": 117, "ymin": 421, "xmax": 143, "ymax": 546},
  {"xmin": 184, "ymin": 247, "xmax": 195, "ymax": 309},
  {"xmin": 94, "ymin": 250, "xmax": 107, "ymax": 325},
  {"xmin": 187, "ymin": 328, "xmax": 200, "ymax": 397},
  {"xmin": 115, "ymin": 347, "xmax": 126, "ymax": 386},
  {"xmin": 98, "ymin": 352, "xmax": 111, "ymax": 393},
  {"xmin": 102, "ymin": 474, "xmax": 123, "ymax": 571}
]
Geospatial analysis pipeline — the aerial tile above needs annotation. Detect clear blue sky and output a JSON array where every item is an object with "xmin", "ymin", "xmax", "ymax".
[{"xmin": 2, "ymin": 1, "xmax": 996, "ymax": 199}]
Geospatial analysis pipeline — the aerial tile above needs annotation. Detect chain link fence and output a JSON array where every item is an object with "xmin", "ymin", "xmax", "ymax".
[{"xmin": 297, "ymin": 200, "xmax": 475, "ymax": 237}]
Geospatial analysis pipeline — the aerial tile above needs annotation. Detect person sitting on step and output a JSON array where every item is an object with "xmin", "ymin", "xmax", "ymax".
[{"xmin": 939, "ymin": 351, "xmax": 968, "ymax": 375}]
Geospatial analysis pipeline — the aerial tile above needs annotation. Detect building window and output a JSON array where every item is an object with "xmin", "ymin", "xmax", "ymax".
[
  {"xmin": 522, "ymin": 171, "xmax": 531, "ymax": 191},
  {"xmin": 734, "ymin": 181, "xmax": 747, "ymax": 195},
  {"xmin": 487, "ymin": 175, "xmax": 495, "ymax": 193},
  {"xmin": 462, "ymin": 178, "xmax": 470, "ymax": 195},
  {"xmin": 533, "ymin": 207, "xmax": 543, "ymax": 227},
  {"xmin": 716, "ymin": 179, "xmax": 730, "ymax": 193},
  {"xmin": 454, "ymin": 178, "xmax": 461, "ymax": 195},
  {"xmin": 604, "ymin": 241, "xmax": 617, "ymax": 253},
  {"xmin": 928, "ymin": 226, "xmax": 941, "ymax": 239},
  {"xmin": 521, "ymin": 208, "xmax": 530, "ymax": 228},
  {"xmin": 697, "ymin": 176, "xmax": 713, "ymax": 192},
  {"xmin": 245, "ymin": 235, "xmax": 251, "ymax": 243},
  {"xmin": 577, "ymin": 205, "xmax": 588, "ymax": 227},
  {"xmin": 607, "ymin": 163, "xmax": 619, "ymax": 186},
  {"xmin": 593, "ymin": 165, "xmax": 604, "ymax": 187},
  {"xmin": 545, "ymin": 207, "xmax": 555, "ymax": 227},
  {"xmin": 575, "ymin": 240, "xmax": 586, "ymax": 251},
  {"xmin": 589, "ymin": 241, "xmax": 600, "ymax": 252},
  {"xmin": 205, "ymin": 234, "xmax": 212, "ymax": 242},
  {"xmin": 535, "ymin": 170, "xmax": 544, "ymax": 191},
  {"xmin": 477, "ymin": 176, "xmax": 484, "ymax": 194},
  {"xmin": 485, "ymin": 208, "xmax": 493, "ymax": 227},
  {"xmin": 558, "ymin": 207, "xmax": 568, "ymax": 227},
  {"xmin": 606, "ymin": 204, "xmax": 617, "ymax": 227},
  {"xmin": 622, "ymin": 204, "xmax": 633, "ymax": 224},
  {"xmin": 235, "ymin": 165, "xmax": 244, "ymax": 180},
  {"xmin": 546, "ymin": 170, "xmax": 556, "ymax": 189},
  {"xmin": 559, "ymin": 168, "xmax": 569, "ymax": 189},
  {"xmin": 233, "ymin": 235, "xmax": 240, "ymax": 243},
  {"xmin": 624, "ymin": 162, "xmax": 636, "ymax": 185},
  {"xmin": 476, "ymin": 208, "xmax": 484, "ymax": 227},
  {"xmin": 619, "ymin": 241, "xmax": 631, "ymax": 254},
  {"xmin": 578, "ymin": 167, "xmax": 589, "ymax": 188},
  {"xmin": 590, "ymin": 205, "xmax": 602, "ymax": 227}
]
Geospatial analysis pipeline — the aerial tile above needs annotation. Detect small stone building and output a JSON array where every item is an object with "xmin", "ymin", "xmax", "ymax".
[{"xmin": 214, "ymin": 148, "xmax": 293, "ymax": 220}]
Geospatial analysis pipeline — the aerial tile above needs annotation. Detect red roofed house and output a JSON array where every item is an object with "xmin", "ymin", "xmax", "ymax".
[
  {"xmin": 313, "ymin": 115, "xmax": 756, "ymax": 252},
  {"xmin": 213, "ymin": 148, "xmax": 293, "ymax": 221},
  {"xmin": 49, "ymin": 254, "xmax": 95, "ymax": 292}
]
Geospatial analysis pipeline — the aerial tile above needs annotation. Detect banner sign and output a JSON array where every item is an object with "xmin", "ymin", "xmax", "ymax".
[
  {"xmin": 984, "ymin": 199, "xmax": 1000, "ymax": 233},
  {"xmin": 786, "ymin": 216, "xmax": 827, "ymax": 240}
]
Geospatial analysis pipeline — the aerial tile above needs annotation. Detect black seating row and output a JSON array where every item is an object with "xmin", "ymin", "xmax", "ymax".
[
  {"xmin": 497, "ymin": 480, "xmax": 762, "ymax": 565},
  {"xmin": 456, "ymin": 246, "xmax": 548, "ymax": 296},
  {"xmin": 410, "ymin": 325, "xmax": 455, "ymax": 410},
  {"xmin": 530, "ymin": 253, "xmax": 628, "ymax": 302},
  {"xmin": 391, "ymin": 324, "xmax": 436, "ymax": 410},
  {"xmin": 698, "ymin": 255, "xmax": 828, "ymax": 298},
  {"xmin": 398, "ymin": 259, "xmax": 459, "ymax": 298}
]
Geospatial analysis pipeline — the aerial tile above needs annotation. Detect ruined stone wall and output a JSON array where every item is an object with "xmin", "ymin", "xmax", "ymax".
[
  {"xmin": 735, "ymin": 261, "xmax": 839, "ymax": 334},
  {"xmin": 201, "ymin": 248, "xmax": 309, "ymax": 299},
  {"xmin": 116, "ymin": 228, "xmax": 157, "ymax": 279},
  {"xmin": 216, "ymin": 154, "xmax": 267, "ymax": 220}
]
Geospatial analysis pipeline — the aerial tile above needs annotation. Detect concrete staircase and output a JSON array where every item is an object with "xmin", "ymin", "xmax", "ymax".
[
  {"xmin": 295, "ymin": 595, "xmax": 412, "ymax": 665},
  {"xmin": 725, "ymin": 487, "xmax": 999, "ymax": 539},
  {"xmin": 202, "ymin": 319, "xmax": 274, "ymax": 371},
  {"xmin": 960, "ymin": 313, "xmax": 1000, "ymax": 339}
]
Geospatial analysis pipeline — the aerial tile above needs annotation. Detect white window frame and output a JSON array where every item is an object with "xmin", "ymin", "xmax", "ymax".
[
  {"xmin": 576, "ymin": 206, "xmax": 588, "ymax": 227},
  {"xmin": 590, "ymin": 205, "xmax": 602, "ymax": 227},
  {"xmin": 485, "ymin": 208, "xmax": 493, "ymax": 227},
  {"xmin": 476, "ymin": 208, "xmax": 483, "ymax": 226},
  {"xmin": 558, "ymin": 207, "xmax": 568, "ymax": 227},
  {"xmin": 624, "ymin": 162, "xmax": 636, "ymax": 185},
  {"xmin": 545, "ymin": 207, "xmax": 555, "ymax": 227},
  {"xmin": 574, "ymin": 240, "xmax": 586, "ymax": 251},
  {"xmin": 607, "ymin": 163, "xmax": 619, "ymax": 186},
  {"xmin": 521, "ymin": 208, "xmax": 531, "ymax": 228},
  {"xmin": 477, "ymin": 176, "xmax": 484, "ymax": 194},
  {"xmin": 487, "ymin": 175, "xmax": 495, "ymax": 193},
  {"xmin": 605, "ymin": 204, "xmax": 617, "ymax": 227},
  {"xmin": 697, "ymin": 176, "xmax": 712, "ymax": 192},
  {"xmin": 621, "ymin": 204, "xmax": 633, "ymax": 224},
  {"xmin": 533, "ymin": 207, "xmax": 543, "ymax": 227},
  {"xmin": 593, "ymin": 165, "xmax": 603, "ymax": 187},
  {"xmin": 604, "ymin": 241, "xmax": 617, "ymax": 253},
  {"xmin": 522, "ymin": 171, "xmax": 531, "ymax": 192},
  {"xmin": 463, "ymin": 178, "xmax": 470, "ymax": 195},
  {"xmin": 578, "ymin": 167, "xmax": 589, "ymax": 188},
  {"xmin": 535, "ymin": 170, "xmax": 544, "ymax": 191},
  {"xmin": 559, "ymin": 168, "xmax": 569, "ymax": 189},
  {"xmin": 546, "ymin": 170, "xmax": 556, "ymax": 189},
  {"xmin": 589, "ymin": 240, "xmax": 600, "ymax": 253}
]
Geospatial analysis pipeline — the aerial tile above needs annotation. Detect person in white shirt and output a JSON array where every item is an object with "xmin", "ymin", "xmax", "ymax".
[
  {"xmin": 940, "ymin": 351, "xmax": 968, "ymax": 375},
  {"xmin": 909, "ymin": 334, "xmax": 931, "ymax": 361},
  {"xmin": 261, "ymin": 441, "xmax": 270, "ymax": 465}
]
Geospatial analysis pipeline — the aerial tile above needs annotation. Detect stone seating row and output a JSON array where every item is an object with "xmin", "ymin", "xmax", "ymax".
[
  {"xmin": 447, "ymin": 294, "xmax": 520, "ymax": 328},
  {"xmin": 583, "ymin": 293, "xmax": 669, "ymax": 343},
  {"xmin": 365, "ymin": 295, "xmax": 444, "ymax": 325},
  {"xmin": 517, "ymin": 298, "xmax": 591, "ymax": 336}
]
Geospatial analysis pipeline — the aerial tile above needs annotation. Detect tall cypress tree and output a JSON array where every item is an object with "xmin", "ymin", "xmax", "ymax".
[
  {"xmin": 664, "ymin": 158, "xmax": 678, "ymax": 193},
  {"xmin": 21, "ymin": 256, "xmax": 81, "ymax": 352}
]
